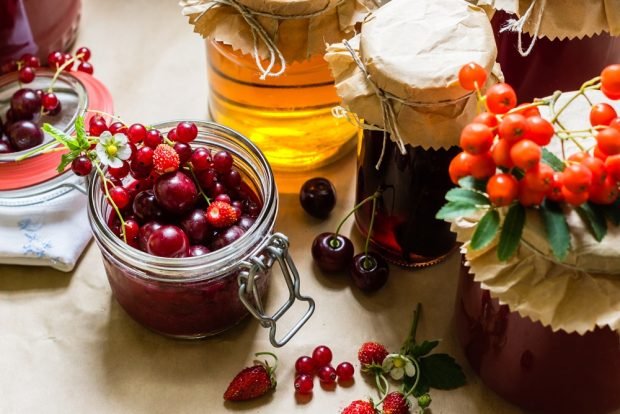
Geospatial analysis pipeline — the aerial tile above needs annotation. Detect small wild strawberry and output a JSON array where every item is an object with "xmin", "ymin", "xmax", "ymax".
[
  {"xmin": 358, "ymin": 342, "xmax": 389, "ymax": 367},
  {"xmin": 152, "ymin": 143, "xmax": 180, "ymax": 174},
  {"xmin": 206, "ymin": 200, "xmax": 239, "ymax": 228},
  {"xmin": 223, "ymin": 352, "xmax": 277, "ymax": 402},
  {"xmin": 342, "ymin": 399, "xmax": 376, "ymax": 414},
  {"xmin": 382, "ymin": 391, "xmax": 410, "ymax": 414}
]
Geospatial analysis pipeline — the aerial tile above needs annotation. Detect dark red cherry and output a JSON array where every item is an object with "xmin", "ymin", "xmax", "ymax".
[
  {"xmin": 189, "ymin": 245, "xmax": 211, "ymax": 256},
  {"xmin": 210, "ymin": 225, "xmax": 245, "ymax": 251},
  {"xmin": 146, "ymin": 225, "xmax": 190, "ymax": 258},
  {"xmin": 180, "ymin": 209, "xmax": 210, "ymax": 244},
  {"xmin": 311, "ymin": 232, "xmax": 354, "ymax": 273},
  {"xmin": 154, "ymin": 171, "xmax": 198, "ymax": 215},
  {"xmin": 138, "ymin": 221, "xmax": 163, "ymax": 251},
  {"xmin": 10, "ymin": 88, "xmax": 41, "ymax": 118},
  {"xmin": 350, "ymin": 253, "xmax": 389, "ymax": 292},
  {"xmin": 71, "ymin": 155, "xmax": 92, "ymax": 176},
  {"xmin": 132, "ymin": 190, "xmax": 165, "ymax": 222},
  {"xmin": 7, "ymin": 120, "xmax": 43, "ymax": 150},
  {"xmin": 300, "ymin": 177, "xmax": 336, "ymax": 219}
]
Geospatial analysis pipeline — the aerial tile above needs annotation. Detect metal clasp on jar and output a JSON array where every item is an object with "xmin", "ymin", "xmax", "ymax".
[{"xmin": 238, "ymin": 233, "xmax": 315, "ymax": 347}]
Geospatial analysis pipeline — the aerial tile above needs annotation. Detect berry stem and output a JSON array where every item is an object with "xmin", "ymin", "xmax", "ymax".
[
  {"xmin": 86, "ymin": 109, "xmax": 126, "ymax": 125},
  {"xmin": 550, "ymin": 76, "xmax": 601, "ymax": 124},
  {"xmin": 254, "ymin": 351, "xmax": 278, "ymax": 373},
  {"xmin": 47, "ymin": 53, "xmax": 84, "ymax": 92},
  {"xmin": 188, "ymin": 166, "xmax": 211, "ymax": 206},
  {"xmin": 402, "ymin": 303, "xmax": 422, "ymax": 353},
  {"xmin": 374, "ymin": 372, "xmax": 389, "ymax": 400},
  {"xmin": 334, "ymin": 191, "xmax": 381, "ymax": 240},
  {"xmin": 402, "ymin": 358, "xmax": 422, "ymax": 399},
  {"xmin": 94, "ymin": 161, "xmax": 127, "ymax": 243}
]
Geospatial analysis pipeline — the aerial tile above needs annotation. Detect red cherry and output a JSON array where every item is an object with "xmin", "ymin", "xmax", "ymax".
[
  {"xmin": 109, "ymin": 186, "xmax": 130, "ymax": 209},
  {"xmin": 127, "ymin": 123, "xmax": 147, "ymax": 144},
  {"xmin": 47, "ymin": 51, "xmax": 64, "ymax": 69},
  {"xmin": 317, "ymin": 365, "xmax": 337, "ymax": 384},
  {"xmin": 108, "ymin": 161, "xmax": 130, "ymax": 179},
  {"xmin": 109, "ymin": 122, "xmax": 127, "ymax": 135}
]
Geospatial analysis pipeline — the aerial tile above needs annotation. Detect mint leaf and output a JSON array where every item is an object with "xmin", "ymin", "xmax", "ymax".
[
  {"xmin": 419, "ymin": 353, "xmax": 466, "ymax": 390},
  {"xmin": 576, "ymin": 202, "xmax": 607, "ymax": 242},
  {"xmin": 540, "ymin": 200, "xmax": 570, "ymax": 261},
  {"xmin": 436, "ymin": 201, "xmax": 479, "ymax": 220},
  {"xmin": 445, "ymin": 188, "xmax": 490, "ymax": 206},
  {"xmin": 542, "ymin": 148, "xmax": 565, "ymax": 172},
  {"xmin": 411, "ymin": 340, "xmax": 439, "ymax": 358},
  {"xmin": 458, "ymin": 176, "xmax": 487, "ymax": 192},
  {"xmin": 497, "ymin": 203, "xmax": 525, "ymax": 261},
  {"xmin": 470, "ymin": 209, "xmax": 499, "ymax": 250}
]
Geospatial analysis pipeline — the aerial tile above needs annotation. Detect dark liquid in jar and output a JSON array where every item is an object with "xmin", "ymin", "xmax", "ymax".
[
  {"xmin": 455, "ymin": 261, "xmax": 620, "ymax": 413},
  {"xmin": 355, "ymin": 129, "xmax": 459, "ymax": 267},
  {"xmin": 493, "ymin": 10, "xmax": 620, "ymax": 102}
]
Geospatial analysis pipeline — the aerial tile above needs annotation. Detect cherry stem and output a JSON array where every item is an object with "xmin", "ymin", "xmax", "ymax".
[
  {"xmin": 334, "ymin": 191, "xmax": 381, "ymax": 239},
  {"xmin": 94, "ymin": 162, "xmax": 127, "ymax": 243},
  {"xmin": 188, "ymin": 166, "xmax": 211, "ymax": 206},
  {"xmin": 363, "ymin": 195, "xmax": 378, "ymax": 269},
  {"xmin": 47, "ymin": 53, "xmax": 85, "ymax": 93}
]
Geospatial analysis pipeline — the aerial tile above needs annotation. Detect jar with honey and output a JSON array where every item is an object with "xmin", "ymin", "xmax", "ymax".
[
  {"xmin": 181, "ymin": 0, "xmax": 378, "ymax": 171},
  {"xmin": 325, "ymin": 0, "xmax": 497, "ymax": 267}
]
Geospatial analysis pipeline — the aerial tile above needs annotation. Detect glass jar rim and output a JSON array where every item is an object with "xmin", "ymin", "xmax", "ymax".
[{"xmin": 88, "ymin": 120, "xmax": 278, "ymax": 283}]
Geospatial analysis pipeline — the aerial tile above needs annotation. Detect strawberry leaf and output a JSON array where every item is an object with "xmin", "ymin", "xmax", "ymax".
[
  {"xmin": 57, "ymin": 151, "xmax": 80, "ymax": 173},
  {"xmin": 42, "ymin": 123, "xmax": 81, "ymax": 151},
  {"xmin": 576, "ymin": 202, "xmax": 607, "ymax": 242},
  {"xmin": 74, "ymin": 115, "xmax": 90, "ymax": 149},
  {"xmin": 436, "ymin": 201, "xmax": 479, "ymax": 220},
  {"xmin": 445, "ymin": 188, "xmax": 490, "ymax": 206},
  {"xmin": 540, "ymin": 200, "xmax": 570, "ymax": 261},
  {"xmin": 404, "ymin": 373, "xmax": 430, "ymax": 397},
  {"xmin": 470, "ymin": 209, "xmax": 499, "ymax": 250},
  {"xmin": 418, "ymin": 353, "xmax": 466, "ymax": 390},
  {"xmin": 497, "ymin": 204, "xmax": 525, "ymax": 261},
  {"xmin": 542, "ymin": 148, "xmax": 565, "ymax": 172},
  {"xmin": 411, "ymin": 340, "xmax": 439, "ymax": 358}
]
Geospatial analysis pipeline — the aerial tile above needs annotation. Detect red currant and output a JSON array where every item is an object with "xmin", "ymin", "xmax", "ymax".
[
  {"xmin": 21, "ymin": 53, "xmax": 40, "ymax": 68},
  {"xmin": 317, "ymin": 365, "xmax": 337, "ymax": 384},
  {"xmin": 47, "ymin": 51, "xmax": 64, "ymax": 69},
  {"xmin": 294, "ymin": 374, "xmax": 314, "ymax": 394},
  {"xmin": 76, "ymin": 46, "xmax": 91, "ymax": 62},
  {"xmin": 63, "ymin": 53, "xmax": 73, "ymax": 71},
  {"xmin": 213, "ymin": 150, "xmax": 233, "ymax": 173},
  {"xmin": 175, "ymin": 121, "xmax": 198, "ymax": 143},
  {"xmin": 295, "ymin": 356, "xmax": 316, "ymax": 375},
  {"xmin": 336, "ymin": 362, "xmax": 355, "ymax": 381},
  {"xmin": 18, "ymin": 67, "xmax": 35, "ymax": 83},
  {"xmin": 127, "ymin": 123, "xmax": 147, "ymax": 143},
  {"xmin": 134, "ymin": 146, "xmax": 154, "ymax": 167},
  {"xmin": 486, "ymin": 83, "xmax": 517, "ymax": 114},
  {"xmin": 71, "ymin": 155, "xmax": 92, "ymax": 176},
  {"xmin": 89, "ymin": 118, "xmax": 108, "ymax": 137},
  {"xmin": 42, "ymin": 92, "xmax": 59, "ymax": 112},
  {"xmin": 109, "ymin": 122, "xmax": 127, "ymax": 135},
  {"xmin": 174, "ymin": 142, "xmax": 192, "ymax": 165},
  {"xmin": 144, "ymin": 130, "xmax": 163, "ymax": 148},
  {"xmin": 224, "ymin": 169, "xmax": 241, "ymax": 188},
  {"xmin": 108, "ymin": 161, "xmax": 130, "ymax": 179},
  {"xmin": 109, "ymin": 186, "xmax": 130, "ymax": 209},
  {"xmin": 191, "ymin": 147, "xmax": 212, "ymax": 171},
  {"xmin": 77, "ymin": 61, "xmax": 94, "ymax": 74},
  {"xmin": 312, "ymin": 345, "xmax": 333, "ymax": 368},
  {"xmin": 123, "ymin": 219, "xmax": 140, "ymax": 241}
]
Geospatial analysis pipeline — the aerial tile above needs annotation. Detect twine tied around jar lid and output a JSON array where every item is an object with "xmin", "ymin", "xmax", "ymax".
[
  {"xmin": 180, "ymin": 0, "xmax": 352, "ymax": 79},
  {"xmin": 498, "ymin": 0, "xmax": 546, "ymax": 56}
]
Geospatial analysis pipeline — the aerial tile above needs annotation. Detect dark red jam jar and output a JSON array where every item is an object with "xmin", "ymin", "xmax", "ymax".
[
  {"xmin": 88, "ymin": 121, "xmax": 315, "ymax": 346},
  {"xmin": 355, "ymin": 130, "xmax": 460, "ymax": 267},
  {"xmin": 455, "ymin": 261, "xmax": 620, "ymax": 414},
  {"xmin": 493, "ymin": 10, "xmax": 620, "ymax": 102},
  {"xmin": 0, "ymin": 0, "xmax": 81, "ymax": 62}
]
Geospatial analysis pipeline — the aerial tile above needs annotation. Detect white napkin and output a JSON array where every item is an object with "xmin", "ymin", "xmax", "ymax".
[{"xmin": 0, "ymin": 178, "xmax": 92, "ymax": 272}]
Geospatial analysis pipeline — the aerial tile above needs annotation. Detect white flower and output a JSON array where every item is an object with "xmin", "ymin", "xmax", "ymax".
[
  {"xmin": 95, "ymin": 131, "xmax": 131, "ymax": 168},
  {"xmin": 382, "ymin": 353, "xmax": 416, "ymax": 380}
]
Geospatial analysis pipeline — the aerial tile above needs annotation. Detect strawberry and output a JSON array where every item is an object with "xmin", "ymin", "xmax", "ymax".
[
  {"xmin": 358, "ymin": 342, "xmax": 389, "ymax": 367},
  {"xmin": 152, "ymin": 143, "xmax": 180, "ymax": 174},
  {"xmin": 382, "ymin": 392, "xmax": 410, "ymax": 414},
  {"xmin": 206, "ymin": 200, "xmax": 239, "ymax": 228},
  {"xmin": 223, "ymin": 353, "xmax": 277, "ymax": 401},
  {"xmin": 342, "ymin": 400, "xmax": 376, "ymax": 414}
]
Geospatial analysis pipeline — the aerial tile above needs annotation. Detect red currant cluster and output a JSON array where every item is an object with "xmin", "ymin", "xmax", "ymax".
[
  {"xmin": 0, "ymin": 47, "xmax": 94, "ymax": 154},
  {"xmin": 68, "ymin": 116, "xmax": 261, "ymax": 258},
  {"xmin": 449, "ymin": 63, "xmax": 620, "ymax": 209},
  {"xmin": 293, "ymin": 345, "xmax": 355, "ymax": 395}
]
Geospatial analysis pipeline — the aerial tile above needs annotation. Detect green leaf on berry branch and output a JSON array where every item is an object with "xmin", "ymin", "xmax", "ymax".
[
  {"xmin": 418, "ymin": 354, "xmax": 466, "ymax": 390},
  {"xmin": 57, "ymin": 151, "xmax": 80, "ymax": 173},
  {"xmin": 436, "ymin": 201, "xmax": 479, "ymax": 220},
  {"xmin": 540, "ymin": 200, "xmax": 570, "ymax": 261},
  {"xmin": 74, "ymin": 115, "xmax": 90, "ymax": 149},
  {"xmin": 497, "ymin": 204, "xmax": 525, "ymax": 261},
  {"xmin": 541, "ymin": 148, "xmax": 565, "ymax": 172},
  {"xmin": 445, "ymin": 188, "xmax": 490, "ymax": 206},
  {"xmin": 471, "ymin": 210, "xmax": 500, "ymax": 250},
  {"xmin": 42, "ymin": 123, "xmax": 81, "ymax": 152},
  {"xmin": 577, "ymin": 202, "xmax": 607, "ymax": 242},
  {"xmin": 458, "ymin": 176, "xmax": 487, "ymax": 192},
  {"xmin": 410, "ymin": 340, "xmax": 439, "ymax": 359},
  {"xmin": 403, "ymin": 373, "xmax": 430, "ymax": 398},
  {"xmin": 600, "ymin": 198, "xmax": 620, "ymax": 226}
]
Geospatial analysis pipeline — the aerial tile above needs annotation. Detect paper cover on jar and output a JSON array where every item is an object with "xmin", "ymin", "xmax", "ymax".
[
  {"xmin": 479, "ymin": 0, "xmax": 620, "ymax": 40},
  {"xmin": 450, "ymin": 91, "xmax": 620, "ymax": 335},
  {"xmin": 324, "ymin": 0, "xmax": 498, "ymax": 150},
  {"xmin": 180, "ymin": 0, "xmax": 378, "ymax": 64}
]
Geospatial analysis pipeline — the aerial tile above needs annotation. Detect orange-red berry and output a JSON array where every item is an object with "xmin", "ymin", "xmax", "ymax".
[
  {"xmin": 605, "ymin": 154, "xmax": 620, "ymax": 182},
  {"xmin": 460, "ymin": 123, "xmax": 494, "ymax": 155},
  {"xmin": 518, "ymin": 180, "xmax": 545, "ymax": 207},
  {"xmin": 601, "ymin": 64, "xmax": 620, "ymax": 98},
  {"xmin": 472, "ymin": 112, "xmax": 498, "ymax": 128},
  {"xmin": 581, "ymin": 156, "xmax": 607, "ymax": 185},
  {"xmin": 547, "ymin": 172, "xmax": 564, "ymax": 202},
  {"xmin": 522, "ymin": 162, "xmax": 554, "ymax": 192},
  {"xmin": 596, "ymin": 127, "xmax": 620, "ymax": 156},
  {"xmin": 524, "ymin": 116, "xmax": 554, "ymax": 146},
  {"xmin": 590, "ymin": 103, "xmax": 618, "ymax": 127},
  {"xmin": 562, "ymin": 163, "xmax": 593, "ymax": 194},
  {"xmin": 589, "ymin": 175, "xmax": 619, "ymax": 205},
  {"xmin": 498, "ymin": 113, "xmax": 527, "ymax": 143},
  {"xmin": 561, "ymin": 186, "xmax": 589, "ymax": 206},
  {"xmin": 486, "ymin": 173, "xmax": 518, "ymax": 207},
  {"xmin": 470, "ymin": 152, "xmax": 497, "ymax": 180},
  {"xmin": 491, "ymin": 138, "xmax": 514, "ymax": 169},
  {"xmin": 510, "ymin": 140, "xmax": 542, "ymax": 171},
  {"xmin": 449, "ymin": 152, "xmax": 473, "ymax": 185},
  {"xmin": 458, "ymin": 62, "xmax": 487, "ymax": 91},
  {"xmin": 486, "ymin": 83, "xmax": 517, "ymax": 114}
]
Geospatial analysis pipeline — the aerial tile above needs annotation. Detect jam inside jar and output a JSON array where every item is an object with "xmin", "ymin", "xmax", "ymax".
[
  {"xmin": 455, "ymin": 261, "xmax": 620, "ymax": 414},
  {"xmin": 88, "ymin": 121, "xmax": 314, "ymax": 345},
  {"xmin": 355, "ymin": 129, "xmax": 459, "ymax": 267}
]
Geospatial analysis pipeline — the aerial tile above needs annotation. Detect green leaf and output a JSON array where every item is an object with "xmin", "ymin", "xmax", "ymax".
[
  {"xmin": 445, "ymin": 188, "xmax": 490, "ymax": 206},
  {"xmin": 458, "ymin": 176, "xmax": 487, "ymax": 192},
  {"xmin": 470, "ymin": 210, "xmax": 500, "ymax": 250},
  {"xmin": 418, "ymin": 353, "xmax": 466, "ymax": 390},
  {"xmin": 576, "ymin": 202, "xmax": 607, "ymax": 242},
  {"xmin": 74, "ymin": 116, "xmax": 89, "ymax": 148},
  {"xmin": 42, "ymin": 123, "xmax": 81, "ymax": 151},
  {"xmin": 411, "ymin": 340, "xmax": 439, "ymax": 358},
  {"xmin": 436, "ymin": 201, "xmax": 479, "ymax": 220},
  {"xmin": 403, "ymin": 373, "xmax": 430, "ymax": 398},
  {"xmin": 600, "ymin": 198, "xmax": 620, "ymax": 226},
  {"xmin": 540, "ymin": 200, "xmax": 570, "ymax": 261},
  {"xmin": 542, "ymin": 148, "xmax": 565, "ymax": 172},
  {"xmin": 497, "ymin": 203, "xmax": 526, "ymax": 261},
  {"xmin": 57, "ymin": 151, "xmax": 80, "ymax": 173}
]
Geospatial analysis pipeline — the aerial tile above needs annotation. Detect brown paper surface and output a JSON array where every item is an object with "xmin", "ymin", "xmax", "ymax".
[
  {"xmin": 489, "ymin": 0, "xmax": 620, "ymax": 39},
  {"xmin": 451, "ymin": 91, "xmax": 620, "ymax": 334},
  {"xmin": 325, "ymin": 0, "xmax": 498, "ymax": 150},
  {"xmin": 181, "ymin": 0, "xmax": 377, "ymax": 62}
]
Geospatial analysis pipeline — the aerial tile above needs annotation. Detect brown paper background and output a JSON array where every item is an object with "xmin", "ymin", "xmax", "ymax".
[{"xmin": 182, "ymin": 0, "xmax": 377, "ymax": 62}]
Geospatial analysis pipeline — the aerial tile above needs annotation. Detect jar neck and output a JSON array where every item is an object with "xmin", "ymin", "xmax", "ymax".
[{"xmin": 88, "ymin": 121, "xmax": 278, "ymax": 282}]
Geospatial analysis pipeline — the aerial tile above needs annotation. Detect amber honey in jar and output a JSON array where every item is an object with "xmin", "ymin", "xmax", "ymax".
[
  {"xmin": 325, "ymin": 0, "xmax": 497, "ymax": 267},
  {"xmin": 181, "ymin": 0, "xmax": 377, "ymax": 171}
]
